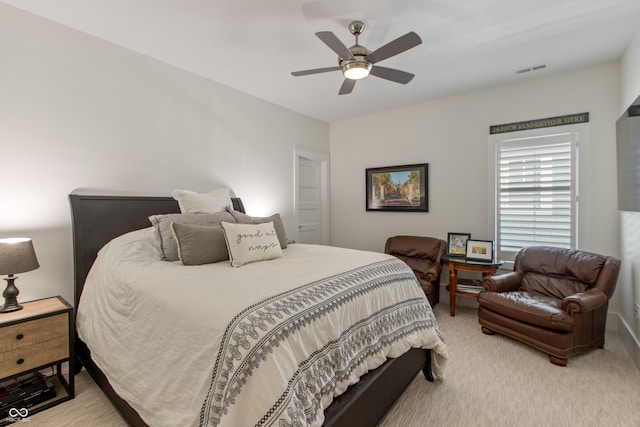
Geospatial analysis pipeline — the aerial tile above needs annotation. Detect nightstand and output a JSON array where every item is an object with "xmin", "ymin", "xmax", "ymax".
[{"xmin": 0, "ymin": 296, "xmax": 74, "ymax": 424}]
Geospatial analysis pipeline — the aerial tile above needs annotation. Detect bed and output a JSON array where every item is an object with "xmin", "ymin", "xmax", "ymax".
[{"xmin": 69, "ymin": 193, "xmax": 447, "ymax": 427}]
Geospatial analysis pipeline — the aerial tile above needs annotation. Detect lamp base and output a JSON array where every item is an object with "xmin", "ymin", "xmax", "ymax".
[
  {"xmin": 0, "ymin": 302, "xmax": 23, "ymax": 313},
  {"xmin": 1, "ymin": 275, "xmax": 23, "ymax": 313}
]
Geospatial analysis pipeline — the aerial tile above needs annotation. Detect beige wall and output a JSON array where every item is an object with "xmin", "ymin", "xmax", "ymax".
[
  {"xmin": 331, "ymin": 33, "xmax": 640, "ymax": 365},
  {"xmin": 0, "ymin": 4, "xmax": 329, "ymax": 305},
  {"xmin": 618, "ymin": 27, "xmax": 640, "ymax": 367},
  {"xmin": 329, "ymin": 61, "xmax": 622, "ymax": 323},
  {"xmin": 330, "ymin": 62, "xmax": 620, "ymax": 258},
  {"xmin": 621, "ymin": 28, "xmax": 640, "ymax": 112}
]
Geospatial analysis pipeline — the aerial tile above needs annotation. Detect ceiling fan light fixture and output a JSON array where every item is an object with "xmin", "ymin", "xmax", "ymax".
[
  {"xmin": 342, "ymin": 61, "xmax": 372, "ymax": 80},
  {"xmin": 292, "ymin": 21, "xmax": 422, "ymax": 94}
]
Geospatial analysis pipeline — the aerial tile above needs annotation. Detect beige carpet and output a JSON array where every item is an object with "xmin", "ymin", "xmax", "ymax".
[{"xmin": 29, "ymin": 303, "xmax": 640, "ymax": 427}]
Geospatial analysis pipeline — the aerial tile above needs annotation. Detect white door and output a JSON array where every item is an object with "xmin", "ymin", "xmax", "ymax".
[{"xmin": 295, "ymin": 150, "xmax": 329, "ymax": 245}]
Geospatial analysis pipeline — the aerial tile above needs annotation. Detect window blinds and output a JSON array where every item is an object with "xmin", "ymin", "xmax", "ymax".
[{"xmin": 497, "ymin": 134, "xmax": 576, "ymax": 257}]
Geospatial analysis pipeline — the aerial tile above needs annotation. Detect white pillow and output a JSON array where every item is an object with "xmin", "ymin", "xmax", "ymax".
[
  {"xmin": 220, "ymin": 221, "xmax": 283, "ymax": 267},
  {"xmin": 171, "ymin": 188, "xmax": 232, "ymax": 213}
]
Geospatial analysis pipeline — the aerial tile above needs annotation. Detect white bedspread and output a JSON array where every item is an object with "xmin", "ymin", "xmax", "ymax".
[{"xmin": 77, "ymin": 228, "xmax": 447, "ymax": 427}]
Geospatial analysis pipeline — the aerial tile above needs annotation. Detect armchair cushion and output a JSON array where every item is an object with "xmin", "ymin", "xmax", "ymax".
[
  {"xmin": 478, "ymin": 291, "xmax": 574, "ymax": 332},
  {"xmin": 520, "ymin": 272, "xmax": 589, "ymax": 299},
  {"xmin": 517, "ymin": 246, "xmax": 605, "ymax": 298},
  {"xmin": 386, "ymin": 237, "xmax": 443, "ymax": 267},
  {"xmin": 518, "ymin": 246, "xmax": 605, "ymax": 282}
]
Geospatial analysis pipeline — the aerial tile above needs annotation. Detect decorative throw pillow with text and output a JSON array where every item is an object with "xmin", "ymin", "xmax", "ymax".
[{"xmin": 220, "ymin": 221, "xmax": 283, "ymax": 267}]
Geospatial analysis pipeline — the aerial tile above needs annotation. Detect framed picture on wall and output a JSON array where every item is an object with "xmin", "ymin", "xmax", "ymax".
[
  {"xmin": 365, "ymin": 163, "xmax": 428, "ymax": 212},
  {"xmin": 465, "ymin": 240, "xmax": 494, "ymax": 262},
  {"xmin": 447, "ymin": 232, "xmax": 471, "ymax": 257}
]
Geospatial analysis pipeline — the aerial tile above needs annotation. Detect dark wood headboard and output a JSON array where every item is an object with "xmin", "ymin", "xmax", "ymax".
[{"xmin": 68, "ymin": 194, "xmax": 244, "ymax": 309}]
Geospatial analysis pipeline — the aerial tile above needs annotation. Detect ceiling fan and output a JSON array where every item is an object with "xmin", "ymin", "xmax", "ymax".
[{"xmin": 291, "ymin": 21, "xmax": 422, "ymax": 95}]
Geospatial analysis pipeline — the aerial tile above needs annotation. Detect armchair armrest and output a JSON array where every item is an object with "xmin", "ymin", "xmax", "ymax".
[
  {"xmin": 562, "ymin": 288, "xmax": 608, "ymax": 315},
  {"xmin": 482, "ymin": 272, "xmax": 521, "ymax": 293},
  {"xmin": 421, "ymin": 265, "xmax": 441, "ymax": 283}
]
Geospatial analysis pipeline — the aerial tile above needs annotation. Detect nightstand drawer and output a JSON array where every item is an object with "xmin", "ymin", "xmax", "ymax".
[
  {"xmin": 0, "ymin": 313, "xmax": 68, "ymax": 352},
  {"xmin": 0, "ymin": 335, "xmax": 69, "ymax": 378}
]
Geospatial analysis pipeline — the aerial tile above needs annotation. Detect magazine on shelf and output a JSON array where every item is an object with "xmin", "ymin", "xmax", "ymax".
[
  {"xmin": 456, "ymin": 286, "xmax": 483, "ymax": 294},
  {"xmin": 456, "ymin": 278, "xmax": 484, "ymax": 294}
]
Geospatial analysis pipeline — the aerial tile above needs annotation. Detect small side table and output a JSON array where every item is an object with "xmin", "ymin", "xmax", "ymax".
[{"xmin": 443, "ymin": 256, "xmax": 503, "ymax": 316}]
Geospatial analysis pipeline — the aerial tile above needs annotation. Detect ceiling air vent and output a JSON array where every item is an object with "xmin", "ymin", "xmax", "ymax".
[{"xmin": 516, "ymin": 64, "xmax": 547, "ymax": 74}]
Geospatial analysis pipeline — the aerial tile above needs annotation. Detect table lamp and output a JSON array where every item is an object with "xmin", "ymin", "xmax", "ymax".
[{"xmin": 0, "ymin": 238, "xmax": 39, "ymax": 313}]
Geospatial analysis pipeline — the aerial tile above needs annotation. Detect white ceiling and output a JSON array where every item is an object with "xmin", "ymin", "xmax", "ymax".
[{"xmin": 4, "ymin": 0, "xmax": 640, "ymax": 122}]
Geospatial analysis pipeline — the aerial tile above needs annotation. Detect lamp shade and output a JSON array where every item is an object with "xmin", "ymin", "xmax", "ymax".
[{"xmin": 0, "ymin": 238, "xmax": 40, "ymax": 275}]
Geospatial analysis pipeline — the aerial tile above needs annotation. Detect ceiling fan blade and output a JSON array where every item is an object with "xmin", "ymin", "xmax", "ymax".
[
  {"xmin": 316, "ymin": 31, "xmax": 355, "ymax": 60},
  {"xmin": 370, "ymin": 66, "xmax": 415, "ymax": 84},
  {"xmin": 339, "ymin": 79, "xmax": 356, "ymax": 95},
  {"xmin": 291, "ymin": 66, "xmax": 341, "ymax": 76},
  {"xmin": 366, "ymin": 31, "xmax": 422, "ymax": 64}
]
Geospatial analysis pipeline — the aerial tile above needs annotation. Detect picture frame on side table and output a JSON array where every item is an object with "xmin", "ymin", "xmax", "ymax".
[
  {"xmin": 447, "ymin": 232, "xmax": 471, "ymax": 257},
  {"xmin": 465, "ymin": 240, "xmax": 494, "ymax": 262},
  {"xmin": 365, "ymin": 163, "xmax": 428, "ymax": 212}
]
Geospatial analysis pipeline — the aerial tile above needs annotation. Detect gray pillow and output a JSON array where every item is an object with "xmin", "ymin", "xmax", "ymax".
[
  {"xmin": 149, "ymin": 212, "xmax": 235, "ymax": 261},
  {"xmin": 228, "ymin": 210, "xmax": 288, "ymax": 249},
  {"xmin": 170, "ymin": 223, "xmax": 229, "ymax": 265}
]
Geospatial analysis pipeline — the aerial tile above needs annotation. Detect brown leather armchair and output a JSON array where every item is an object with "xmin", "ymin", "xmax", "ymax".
[
  {"xmin": 477, "ymin": 246, "xmax": 620, "ymax": 366},
  {"xmin": 384, "ymin": 235, "xmax": 446, "ymax": 307}
]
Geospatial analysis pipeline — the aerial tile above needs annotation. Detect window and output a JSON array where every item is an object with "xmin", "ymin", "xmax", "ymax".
[{"xmin": 490, "ymin": 131, "xmax": 579, "ymax": 262}]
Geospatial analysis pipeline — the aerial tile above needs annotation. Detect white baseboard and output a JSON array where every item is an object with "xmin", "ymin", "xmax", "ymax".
[{"xmin": 618, "ymin": 314, "xmax": 640, "ymax": 370}]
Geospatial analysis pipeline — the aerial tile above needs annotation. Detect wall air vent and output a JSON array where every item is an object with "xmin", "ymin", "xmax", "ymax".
[{"xmin": 516, "ymin": 64, "xmax": 547, "ymax": 74}]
